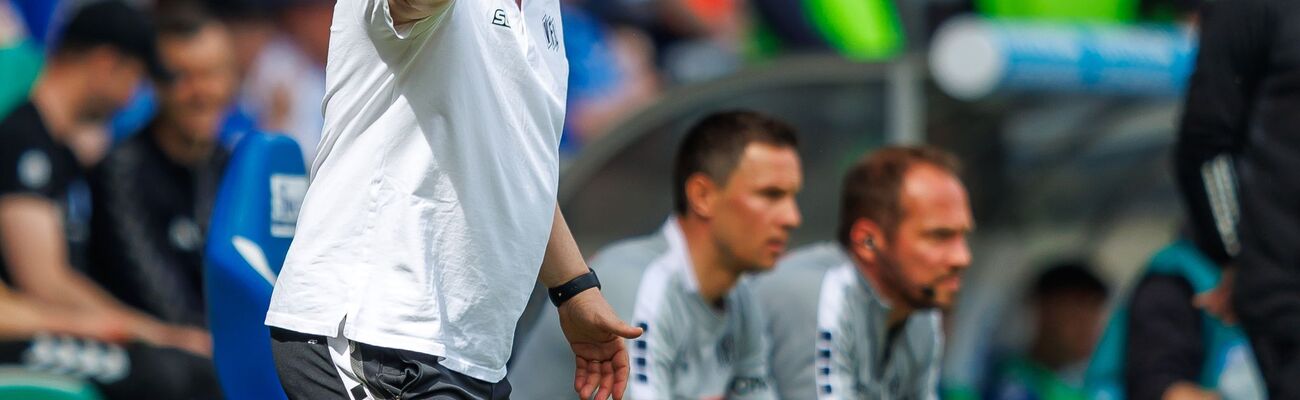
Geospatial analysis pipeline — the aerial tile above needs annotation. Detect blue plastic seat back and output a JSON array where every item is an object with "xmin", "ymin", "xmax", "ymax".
[{"xmin": 204, "ymin": 133, "xmax": 305, "ymax": 400}]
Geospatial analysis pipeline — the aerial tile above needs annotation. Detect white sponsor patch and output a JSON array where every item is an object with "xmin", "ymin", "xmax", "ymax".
[
  {"xmin": 17, "ymin": 149, "xmax": 50, "ymax": 190},
  {"xmin": 169, "ymin": 217, "xmax": 201, "ymax": 252},
  {"xmin": 269, "ymin": 174, "xmax": 307, "ymax": 238}
]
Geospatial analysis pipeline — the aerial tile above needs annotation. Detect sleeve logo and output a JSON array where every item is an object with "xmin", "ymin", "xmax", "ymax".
[
  {"xmin": 491, "ymin": 9, "xmax": 510, "ymax": 28},
  {"xmin": 542, "ymin": 14, "xmax": 559, "ymax": 51},
  {"xmin": 18, "ymin": 149, "xmax": 51, "ymax": 190}
]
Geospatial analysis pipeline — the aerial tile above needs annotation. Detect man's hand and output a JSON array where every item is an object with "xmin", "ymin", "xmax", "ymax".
[
  {"xmin": 159, "ymin": 325, "xmax": 213, "ymax": 357},
  {"xmin": 557, "ymin": 289, "xmax": 643, "ymax": 400},
  {"xmin": 57, "ymin": 310, "xmax": 133, "ymax": 344},
  {"xmin": 1195, "ymin": 266, "xmax": 1237, "ymax": 324},
  {"xmin": 128, "ymin": 315, "xmax": 212, "ymax": 356}
]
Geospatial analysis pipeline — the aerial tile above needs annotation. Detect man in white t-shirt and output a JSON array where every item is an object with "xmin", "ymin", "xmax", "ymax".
[{"xmin": 264, "ymin": 1, "xmax": 642, "ymax": 399}]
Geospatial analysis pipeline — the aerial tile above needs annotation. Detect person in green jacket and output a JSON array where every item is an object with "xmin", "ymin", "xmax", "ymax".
[{"xmin": 987, "ymin": 262, "xmax": 1110, "ymax": 400}]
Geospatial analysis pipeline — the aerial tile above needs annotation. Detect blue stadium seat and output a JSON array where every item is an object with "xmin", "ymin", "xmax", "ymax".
[{"xmin": 204, "ymin": 133, "xmax": 306, "ymax": 400}]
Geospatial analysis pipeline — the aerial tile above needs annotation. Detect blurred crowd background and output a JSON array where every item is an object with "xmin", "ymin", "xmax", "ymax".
[{"xmin": 0, "ymin": 0, "xmax": 1262, "ymax": 398}]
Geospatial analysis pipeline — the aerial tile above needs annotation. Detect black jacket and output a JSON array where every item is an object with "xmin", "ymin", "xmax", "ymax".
[
  {"xmin": 88, "ymin": 127, "xmax": 228, "ymax": 327},
  {"xmin": 1176, "ymin": 0, "xmax": 1300, "ymax": 305}
]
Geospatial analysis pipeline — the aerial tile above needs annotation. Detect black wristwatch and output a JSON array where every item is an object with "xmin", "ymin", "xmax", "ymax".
[{"xmin": 549, "ymin": 269, "xmax": 601, "ymax": 307}]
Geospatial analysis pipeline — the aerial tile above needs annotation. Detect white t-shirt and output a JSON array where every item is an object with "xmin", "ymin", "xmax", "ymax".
[{"xmin": 265, "ymin": 0, "xmax": 568, "ymax": 383}]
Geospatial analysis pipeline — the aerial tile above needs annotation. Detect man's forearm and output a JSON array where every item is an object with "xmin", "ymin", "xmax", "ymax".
[
  {"xmin": 37, "ymin": 269, "xmax": 116, "ymax": 313},
  {"xmin": 9, "ymin": 247, "xmax": 162, "ymax": 339},
  {"xmin": 538, "ymin": 206, "xmax": 589, "ymax": 288},
  {"xmin": 0, "ymin": 289, "xmax": 58, "ymax": 340}
]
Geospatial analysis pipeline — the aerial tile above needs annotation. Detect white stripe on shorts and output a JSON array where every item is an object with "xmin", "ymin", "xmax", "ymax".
[{"xmin": 327, "ymin": 322, "xmax": 374, "ymax": 400}]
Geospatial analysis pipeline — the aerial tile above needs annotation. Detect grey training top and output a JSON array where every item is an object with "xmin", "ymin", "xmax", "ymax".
[{"xmin": 755, "ymin": 243, "xmax": 942, "ymax": 400}]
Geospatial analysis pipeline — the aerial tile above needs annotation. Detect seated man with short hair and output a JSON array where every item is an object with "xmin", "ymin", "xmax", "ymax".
[
  {"xmin": 511, "ymin": 110, "xmax": 803, "ymax": 399},
  {"xmin": 758, "ymin": 146, "xmax": 974, "ymax": 399}
]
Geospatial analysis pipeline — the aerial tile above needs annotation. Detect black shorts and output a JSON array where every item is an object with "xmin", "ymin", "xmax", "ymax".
[{"xmin": 270, "ymin": 327, "xmax": 511, "ymax": 400}]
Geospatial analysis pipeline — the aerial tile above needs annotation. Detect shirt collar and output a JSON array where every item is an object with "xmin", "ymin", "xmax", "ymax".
[
  {"xmin": 660, "ymin": 216, "xmax": 700, "ymax": 293},
  {"xmin": 831, "ymin": 244, "xmax": 893, "ymax": 314}
]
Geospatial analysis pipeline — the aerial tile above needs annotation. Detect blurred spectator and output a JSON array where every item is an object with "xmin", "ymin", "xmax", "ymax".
[
  {"xmin": 987, "ymin": 262, "xmax": 1109, "ymax": 400},
  {"xmin": 0, "ymin": 0, "xmax": 210, "ymax": 361},
  {"xmin": 758, "ymin": 146, "xmax": 972, "ymax": 399},
  {"xmin": 657, "ymin": 0, "xmax": 747, "ymax": 83},
  {"xmin": 561, "ymin": 3, "xmax": 660, "ymax": 153},
  {"xmin": 575, "ymin": 0, "xmax": 744, "ymax": 84},
  {"xmin": 88, "ymin": 3, "xmax": 233, "ymax": 329},
  {"xmin": 199, "ymin": 0, "xmax": 275, "ymax": 80},
  {"xmin": 202, "ymin": 0, "xmax": 275, "ymax": 148},
  {"xmin": 1080, "ymin": 240, "xmax": 1265, "ymax": 400},
  {"xmin": 235, "ymin": 0, "xmax": 330, "ymax": 164},
  {"xmin": 1176, "ymin": 0, "xmax": 1300, "ymax": 397},
  {"xmin": 0, "ymin": 283, "xmax": 221, "ymax": 399}
]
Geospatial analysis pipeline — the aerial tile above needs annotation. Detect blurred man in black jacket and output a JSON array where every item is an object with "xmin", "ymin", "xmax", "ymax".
[
  {"xmin": 89, "ymin": 3, "xmax": 233, "ymax": 329},
  {"xmin": 1176, "ymin": 0, "xmax": 1300, "ymax": 397}
]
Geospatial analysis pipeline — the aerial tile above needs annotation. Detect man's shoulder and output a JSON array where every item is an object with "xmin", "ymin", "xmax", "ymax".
[
  {"xmin": 730, "ymin": 278, "xmax": 774, "ymax": 331},
  {"xmin": 756, "ymin": 243, "xmax": 845, "ymax": 294},
  {"xmin": 0, "ymin": 103, "xmax": 47, "ymax": 149},
  {"xmin": 778, "ymin": 243, "xmax": 849, "ymax": 272},
  {"xmin": 588, "ymin": 230, "xmax": 672, "ymax": 318},
  {"xmin": 0, "ymin": 104, "xmax": 68, "ymax": 199},
  {"xmin": 589, "ymin": 231, "xmax": 671, "ymax": 276}
]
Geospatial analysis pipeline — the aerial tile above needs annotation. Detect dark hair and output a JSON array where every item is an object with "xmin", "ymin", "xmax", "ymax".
[
  {"xmin": 54, "ymin": 0, "xmax": 170, "ymax": 80},
  {"xmin": 1032, "ymin": 261, "xmax": 1110, "ymax": 300},
  {"xmin": 836, "ymin": 146, "xmax": 961, "ymax": 248},
  {"xmin": 672, "ymin": 110, "xmax": 799, "ymax": 215},
  {"xmin": 155, "ymin": 1, "xmax": 220, "ymax": 41},
  {"xmin": 199, "ymin": 0, "xmax": 273, "ymax": 20}
]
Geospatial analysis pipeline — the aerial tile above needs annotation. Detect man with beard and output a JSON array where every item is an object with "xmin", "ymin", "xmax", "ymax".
[
  {"xmin": 510, "ymin": 110, "xmax": 802, "ymax": 399},
  {"xmin": 90, "ymin": 3, "xmax": 235, "ymax": 330},
  {"xmin": 757, "ymin": 146, "xmax": 973, "ymax": 399}
]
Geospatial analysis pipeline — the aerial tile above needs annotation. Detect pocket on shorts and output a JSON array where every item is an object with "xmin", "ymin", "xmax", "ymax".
[{"xmin": 356, "ymin": 343, "xmax": 415, "ymax": 398}]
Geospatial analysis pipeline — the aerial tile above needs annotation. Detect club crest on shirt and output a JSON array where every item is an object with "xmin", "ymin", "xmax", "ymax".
[
  {"xmin": 543, "ymin": 14, "xmax": 559, "ymax": 51},
  {"xmin": 717, "ymin": 334, "xmax": 735, "ymax": 366},
  {"xmin": 170, "ymin": 217, "xmax": 202, "ymax": 252},
  {"xmin": 491, "ymin": 9, "xmax": 510, "ymax": 28},
  {"xmin": 17, "ymin": 149, "xmax": 51, "ymax": 190}
]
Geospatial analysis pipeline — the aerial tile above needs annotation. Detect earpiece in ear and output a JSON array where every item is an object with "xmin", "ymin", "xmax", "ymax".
[{"xmin": 864, "ymin": 236, "xmax": 876, "ymax": 250}]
